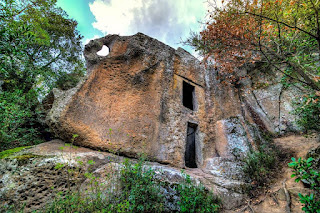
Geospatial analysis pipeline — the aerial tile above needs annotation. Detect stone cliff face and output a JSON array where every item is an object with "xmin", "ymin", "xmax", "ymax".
[
  {"xmin": 45, "ymin": 33, "xmax": 307, "ymax": 209},
  {"xmin": 47, "ymin": 33, "xmax": 209, "ymax": 168}
]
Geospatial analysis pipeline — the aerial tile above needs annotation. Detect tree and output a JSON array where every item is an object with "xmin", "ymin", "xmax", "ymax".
[
  {"xmin": 0, "ymin": 0, "xmax": 85, "ymax": 93},
  {"xmin": 187, "ymin": 0, "xmax": 320, "ymax": 90},
  {"xmin": 0, "ymin": 0, "xmax": 85, "ymax": 150},
  {"xmin": 185, "ymin": 0, "xmax": 320, "ymax": 132}
]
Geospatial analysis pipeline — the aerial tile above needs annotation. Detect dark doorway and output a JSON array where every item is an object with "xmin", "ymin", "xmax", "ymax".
[
  {"xmin": 185, "ymin": 123, "xmax": 197, "ymax": 168},
  {"xmin": 183, "ymin": 81, "xmax": 195, "ymax": 110}
]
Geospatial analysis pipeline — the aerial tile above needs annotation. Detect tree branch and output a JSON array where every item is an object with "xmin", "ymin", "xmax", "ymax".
[
  {"xmin": 274, "ymin": 13, "xmax": 283, "ymax": 55},
  {"xmin": 258, "ymin": 44, "xmax": 312, "ymax": 87},
  {"xmin": 40, "ymin": 52, "xmax": 62, "ymax": 69},
  {"xmin": 243, "ymin": 11, "xmax": 318, "ymax": 40},
  {"xmin": 262, "ymin": 44, "xmax": 320, "ymax": 90},
  {"xmin": 10, "ymin": 1, "xmax": 37, "ymax": 18}
]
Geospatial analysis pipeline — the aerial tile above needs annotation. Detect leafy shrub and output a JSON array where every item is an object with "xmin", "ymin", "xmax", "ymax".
[
  {"xmin": 293, "ymin": 92, "xmax": 320, "ymax": 132},
  {"xmin": 289, "ymin": 157, "xmax": 320, "ymax": 213},
  {"xmin": 176, "ymin": 173, "xmax": 220, "ymax": 213},
  {"xmin": 0, "ymin": 89, "xmax": 45, "ymax": 151},
  {"xmin": 241, "ymin": 145, "xmax": 278, "ymax": 189},
  {"xmin": 41, "ymin": 157, "xmax": 221, "ymax": 213},
  {"xmin": 118, "ymin": 158, "xmax": 165, "ymax": 212}
]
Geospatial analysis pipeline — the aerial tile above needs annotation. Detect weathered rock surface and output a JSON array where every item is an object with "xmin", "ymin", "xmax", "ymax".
[
  {"xmin": 42, "ymin": 33, "xmax": 317, "ymax": 212},
  {"xmin": 0, "ymin": 140, "xmax": 246, "ymax": 211},
  {"xmin": 240, "ymin": 65, "xmax": 307, "ymax": 134},
  {"xmin": 224, "ymin": 134, "xmax": 320, "ymax": 213},
  {"xmin": 0, "ymin": 140, "xmax": 117, "ymax": 211},
  {"xmin": 46, "ymin": 33, "xmax": 209, "ymax": 169},
  {"xmin": 1, "ymin": 135, "xmax": 319, "ymax": 212},
  {"xmin": 45, "ymin": 32, "xmax": 306, "ymax": 165}
]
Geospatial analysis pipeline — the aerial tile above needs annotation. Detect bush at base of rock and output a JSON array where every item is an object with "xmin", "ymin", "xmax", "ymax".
[
  {"xmin": 3, "ymin": 157, "xmax": 221, "ymax": 213},
  {"xmin": 238, "ymin": 138, "xmax": 288, "ymax": 194}
]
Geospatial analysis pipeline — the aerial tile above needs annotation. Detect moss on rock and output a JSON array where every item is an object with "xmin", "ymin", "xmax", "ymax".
[
  {"xmin": 13, "ymin": 153, "xmax": 44, "ymax": 165},
  {"xmin": 0, "ymin": 146, "xmax": 31, "ymax": 159}
]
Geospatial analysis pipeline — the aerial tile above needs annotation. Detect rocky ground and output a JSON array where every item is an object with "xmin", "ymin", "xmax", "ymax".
[
  {"xmin": 227, "ymin": 133, "xmax": 319, "ymax": 213},
  {"xmin": 0, "ymin": 133, "xmax": 319, "ymax": 212}
]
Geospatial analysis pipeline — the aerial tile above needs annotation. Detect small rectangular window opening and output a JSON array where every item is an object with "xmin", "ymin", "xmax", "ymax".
[
  {"xmin": 183, "ymin": 81, "xmax": 195, "ymax": 110},
  {"xmin": 185, "ymin": 122, "xmax": 198, "ymax": 168}
]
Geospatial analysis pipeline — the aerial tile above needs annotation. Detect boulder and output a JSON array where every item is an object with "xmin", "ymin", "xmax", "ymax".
[
  {"xmin": 46, "ymin": 33, "xmax": 208, "ymax": 168},
  {"xmin": 42, "ymin": 33, "xmax": 312, "ymax": 211},
  {"xmin": 0, "ymin": 140, "xmax": 245, "ymax": 211},
  {"xmin": 45, "ymin": 33, "xmax": 267, "ymax": 169}
]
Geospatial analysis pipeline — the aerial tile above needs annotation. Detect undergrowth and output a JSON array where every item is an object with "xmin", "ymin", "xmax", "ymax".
[
  {"xmin": 2, "ymin": 155, "xmax": 221, "ymax": 213},
  {"xmin": 292, "ymin": 92, "xmax": 320, "ymax": 132},
  {"xmin": 242, "ymin": 145, "xmax": 277, "ymax": 187},
  {"xmin": 176, "ymin": 172, "xmax": 220, "ymax": 213},
  {"xmin": 289, "ymin": 157, "xmax": 320, "ymax": 213},
  {"xmin": 44, "ymin": 158, "xmax": 220, "ymax": 213},
  {"xmin": 239, "ymin": 133, "xmax": 289, "ymax": 195}
]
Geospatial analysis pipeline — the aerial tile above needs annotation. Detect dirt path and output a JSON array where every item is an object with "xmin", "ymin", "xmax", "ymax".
[{"xmin": 229, "ymin": 134, "xmax": 319, "ymax": 213}]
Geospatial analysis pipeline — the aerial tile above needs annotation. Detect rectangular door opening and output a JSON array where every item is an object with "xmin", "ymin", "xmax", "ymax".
[
  {"xmin": 183, "ymin": 81, "xmax": 195, "ymax": 110},
  {"xmin": 185, "ymin": 123, "xmax": 198, "ymax": 168}
]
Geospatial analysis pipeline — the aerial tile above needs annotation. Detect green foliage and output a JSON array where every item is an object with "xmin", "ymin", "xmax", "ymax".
[
  {"xmin": 13, "ymin": 153, "xmax": 43, "ymax": 161},
  {"xmin": 0, "ymin": 146, "xmax": 31, "ymax": 159},
  {"xmin": 176, "ymin": 172, "xmax": 220, "ymax": 213},
  {"xmin": 54, "ymin": 163, "xmax": 65, "ymax": 170},
  {"xmin": 0, "ymin": 0, "xmax": 85, "ymax": 150},
  {"xmin": 118, "ymin": 158, "xmax": 165, "ymax": 212},
  {"xmin": 241, "ymin": 145, "xmax": 277, "ymax": 189},
  {"xmin": 0, "ymin": 89, "xmax": 44, "ymax": 151},
  {"xmin": 289, "ymin": 157, "xmax": 320, "ymax": 212},
  {"xmin": 44, "ymin": 191, "xmax": 109, "ymax": 213},
  {"xmin": 280, "ymin": 67, "xmax": 295, "ymax": 89},
  {"xmin": 298, "ymin": 193, "xmax": 320, "ymax": 213},
  {"xmin": 41, "ymin": 157, "xmax": 221, "ymax": 213},
  {"xmin": 0, "ymin": 0, "xmax": 85, "ymax": 93},
  {"xmin": 292, "ymin": 92, "xmax": 320, "ymax": 132}
]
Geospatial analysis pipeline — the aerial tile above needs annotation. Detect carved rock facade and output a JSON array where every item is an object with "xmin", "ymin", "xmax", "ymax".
[
  {"xmin": 45, "ymin": 33, "xmax": 303, "ymax": 208},
  {"xmin": 47, "ymin": 33, "xmax": 213, "ymax": 168}
]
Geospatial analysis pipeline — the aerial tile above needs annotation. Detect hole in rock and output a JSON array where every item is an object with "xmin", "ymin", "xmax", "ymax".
[
  {"xmin": 185, "ymin": 123, "xmax": 198, "ymax": 168},
  {"xmin": 97, "ymin": 45, "xmax": 109, "ymax": 56},
  {"xmin": 183, "ymin": 81, "xmax": 195, "ymax": 110}
]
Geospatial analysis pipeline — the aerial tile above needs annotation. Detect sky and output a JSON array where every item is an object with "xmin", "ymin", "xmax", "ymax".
[{"xmin": 56, "ymin": 0, "xmax": 209, "ymax": 56}]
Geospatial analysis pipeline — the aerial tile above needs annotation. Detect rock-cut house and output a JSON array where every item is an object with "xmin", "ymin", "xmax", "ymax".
[
  {"xmin": 47, "ymin": 33, "xmax": 218, "ymax": 168},
  {"xmin": 44, "ymin": 32, "xmax": 308, "ymax": 209}
]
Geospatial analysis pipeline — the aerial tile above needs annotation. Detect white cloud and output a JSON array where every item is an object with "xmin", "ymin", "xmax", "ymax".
[{"xmin": 89, "ymin": 0, "xmax": 207, "ymax": 49}]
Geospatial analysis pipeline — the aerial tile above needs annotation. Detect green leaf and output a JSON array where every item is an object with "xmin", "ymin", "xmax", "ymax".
[{"xmin": 307, "ymin": 157, "xmax": 314, "ymax": 163}]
